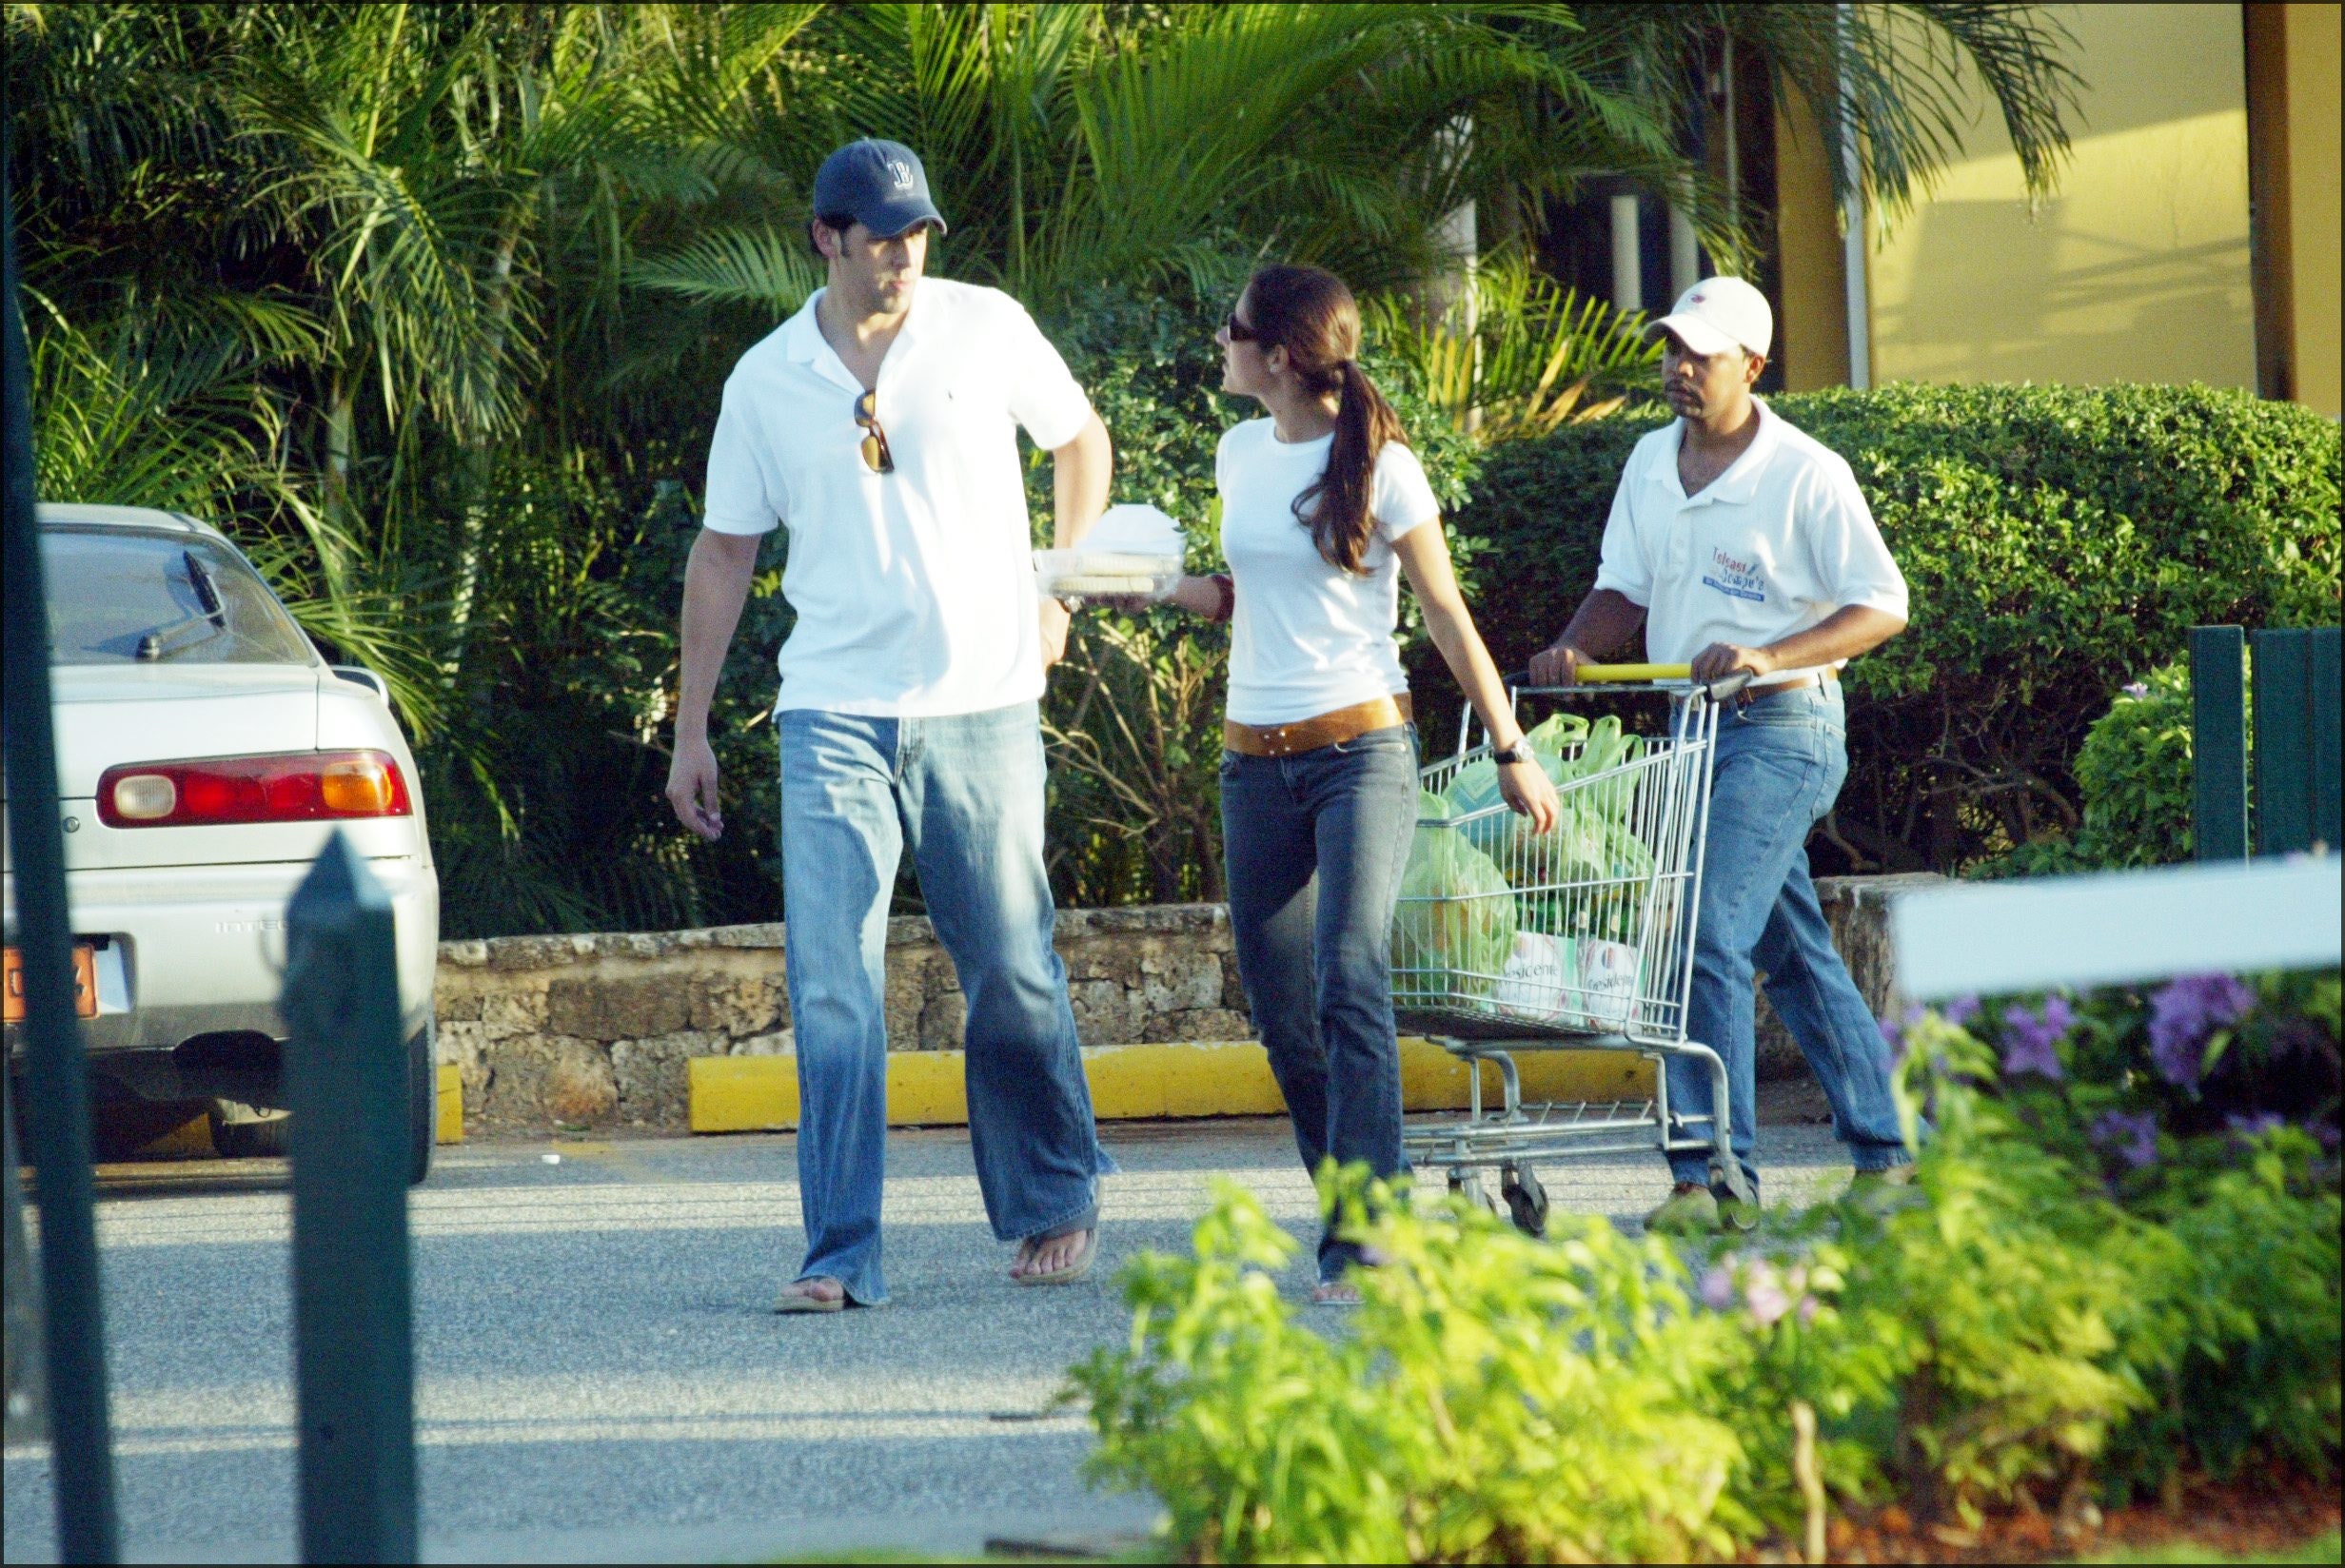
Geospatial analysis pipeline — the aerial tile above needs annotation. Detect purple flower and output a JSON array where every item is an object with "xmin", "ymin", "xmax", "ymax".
[
  {"xmin": 2000, "ymin": 997, "xmax": 2074, "ymax": 1081},
  {"xmin": 2121, "ymin": 681, "xmax": 2150, "ymax": 700},
  {"xmin": 2315, "ymin": 1123, "xmax": 2341, "ymax": 1153},
  {"xmin": 1943, "ymin": 994, "xmax": 1982, "ymax": 1029},
  {"xmin": 2226, "ymin": 1112, "xmax": 2286, "ymax": 1142},
  {"xmin": 1744, "ymin": 1264, "xmax": 1793, "ymax": 1328},
  {"xmin": 1878, "ymin": 1003, "xmax": 1927, "ymax": 1061},
  {"xmin": 1699, "ymin": 1266, "xmax": 1736, "ymax": 1311},
  {"xmin": 2091, "ymin": 1109, "xmax": 2160, "ymax": 1169},
  {"xmin": 2147, "ymin": 974, "xmax": 2256, "ymax": 1089},
  {"xmin": 1798, "ymin": 1295, "xmax": 1822, "ymax": 1325}
]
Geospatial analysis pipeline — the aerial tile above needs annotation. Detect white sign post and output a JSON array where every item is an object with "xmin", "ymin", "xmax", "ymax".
[{"xmin": 1891, "ymin": 857, "xmax": 2342, "ymax": 1000}]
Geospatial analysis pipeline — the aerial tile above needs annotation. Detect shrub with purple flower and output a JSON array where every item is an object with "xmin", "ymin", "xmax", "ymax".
[
  {"xmin": 2147, "ymin": 973, "xmax": 2256, "ymax": 1089},
  {"xmin": 1999, "ymin": 995, "xmax": 2074, "ymax": 1080},
  {"xmin": 2091, "ymin": 1109, "xmax": 2159, "ymax": 1169},
  {"xmin": 1917, "ymin": 966, "xmax": 2336, "ymax": 1201}
]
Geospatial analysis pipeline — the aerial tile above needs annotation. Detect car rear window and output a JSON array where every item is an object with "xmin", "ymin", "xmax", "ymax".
[{"xmin": 40, "ymin": 527, "xmax": 319, "ymax": 667}]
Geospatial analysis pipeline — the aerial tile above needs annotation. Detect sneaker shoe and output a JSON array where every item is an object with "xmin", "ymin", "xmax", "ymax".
[
  {"xmin": 1715, "ymin": 1190, "xmax": 1762, "ymax": 1232},
  {"xmin": 1645, "ymin": 1182, "xmax": 1720, "ymax": 1234},
  {"xmin": 1845, "ymin": 1164, "xmax": 1921, "ymax": 1211}
]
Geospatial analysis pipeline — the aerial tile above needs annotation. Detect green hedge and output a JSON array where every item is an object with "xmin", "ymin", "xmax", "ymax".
[{"xmin": 1425, "ymin": 383, "xmax": 2341, "ymax": 873}]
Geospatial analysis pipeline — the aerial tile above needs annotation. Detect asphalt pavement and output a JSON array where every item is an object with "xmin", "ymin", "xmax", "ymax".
[{"xmin": 6, "ymin": 1111, "xmax": 1847, "ymax": 1563}]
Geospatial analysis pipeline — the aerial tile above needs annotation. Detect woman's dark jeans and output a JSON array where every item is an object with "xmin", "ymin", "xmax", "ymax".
[{"xmin": 1220, "ymin": 722, "xmax": 1421, "ymax": 1282}]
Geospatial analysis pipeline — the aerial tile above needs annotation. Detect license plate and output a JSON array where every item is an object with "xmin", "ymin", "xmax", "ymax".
[{"xmin": 3, "ymin": 944, "xmax": 100, "ymax": 1023}]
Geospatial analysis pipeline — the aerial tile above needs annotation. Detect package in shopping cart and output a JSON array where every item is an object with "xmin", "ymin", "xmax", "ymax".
[{"xmin": 1492, "ymin": 931, "xmax": 1642, "ymax": 1031}]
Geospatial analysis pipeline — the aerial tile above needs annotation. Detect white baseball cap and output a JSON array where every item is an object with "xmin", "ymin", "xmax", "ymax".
[{"xmin": 1646, "ymin": 276, "xmax": 1773, "ymax": 359}]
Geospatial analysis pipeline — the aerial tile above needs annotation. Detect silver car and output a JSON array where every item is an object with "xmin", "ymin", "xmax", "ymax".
[{"xmin": 3, "ymin": 504, "xmax": 440, "ymax": 1183}]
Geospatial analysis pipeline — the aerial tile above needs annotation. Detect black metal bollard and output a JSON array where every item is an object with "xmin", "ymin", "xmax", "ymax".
[
  {"xmin": 283, "ymin": 831, "xmax": 418, "ymax": 1564},
  {"xmin": 2191, "ymin": 626, "xmax": 2249, "ymax": 863},
  {"xmin": 2250, "ymin": 627, "xmax": 2342, "ymax": 858},
  {"xmin": 4, "ymin": 131, "xmax": 120, "ymax": 1563}
]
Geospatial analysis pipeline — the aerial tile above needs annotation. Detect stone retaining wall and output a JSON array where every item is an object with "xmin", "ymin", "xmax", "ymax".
[{"xmin": 436, "ymin": 873, "xmax": 1944, "ymax": 1134}]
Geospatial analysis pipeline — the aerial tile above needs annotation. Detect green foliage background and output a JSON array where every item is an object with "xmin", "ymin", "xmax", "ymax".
[{"xmin": 5, "ymin": 0, "xmax": 2157, "ymax": 932}]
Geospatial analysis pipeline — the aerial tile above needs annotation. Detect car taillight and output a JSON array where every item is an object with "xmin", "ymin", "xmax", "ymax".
[{"xmin": 97, "ymin": 751, "xmax": 413, "ymax": 827}]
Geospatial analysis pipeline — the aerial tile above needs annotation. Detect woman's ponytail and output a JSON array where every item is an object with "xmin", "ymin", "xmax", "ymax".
[{"xmin": 1242, "ymin": 266, "xmax": 1409, "ymax": 576}]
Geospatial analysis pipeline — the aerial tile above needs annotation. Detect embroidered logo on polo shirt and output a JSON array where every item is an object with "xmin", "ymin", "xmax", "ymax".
[{"xmin": 1701, "ymin": 546, "xmax": 1766, "ymax": 603}]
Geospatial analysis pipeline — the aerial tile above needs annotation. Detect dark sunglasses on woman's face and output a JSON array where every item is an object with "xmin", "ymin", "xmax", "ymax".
[
  {"xmin": 854, "ymin": 388, "xmax": 895, "ymax": 474},
  {"xmin": 1223, "ymin": 309, "xmax": 1259, "ymax": 343}
]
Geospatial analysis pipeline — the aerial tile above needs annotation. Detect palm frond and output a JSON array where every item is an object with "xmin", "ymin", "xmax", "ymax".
[{"xmin": 625, "ymin": 225, "xmax": 822, "ymax": 318}]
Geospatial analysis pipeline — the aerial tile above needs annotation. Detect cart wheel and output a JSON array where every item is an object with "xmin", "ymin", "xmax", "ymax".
[
  {"xmin": 1447, "ymin": 1170, "xmax": 1495, "ymax": 1213},
  {"xmin": 1708, "ymin": 1156, "xmax": 1759, "ymax": 1231},
  {"xmin": 1500, "ymin": 1163, "xmax": 1548, "ymax": 1238}
]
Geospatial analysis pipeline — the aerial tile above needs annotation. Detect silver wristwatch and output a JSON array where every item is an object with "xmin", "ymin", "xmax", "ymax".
[{"xmin": 1492, "ymin": 741, "xmax": 1534, "ymax": 766}]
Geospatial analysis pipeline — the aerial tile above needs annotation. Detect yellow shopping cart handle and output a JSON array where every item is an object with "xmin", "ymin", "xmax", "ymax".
[{"xmin": 1571, "ymin": 662, "xmax": 1691, "ymax": 683}]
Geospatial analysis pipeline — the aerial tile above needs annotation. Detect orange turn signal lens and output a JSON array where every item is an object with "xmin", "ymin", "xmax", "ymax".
[{"xmin": 319, "ymin": 759, "xmax": 395, "ymax": 814}]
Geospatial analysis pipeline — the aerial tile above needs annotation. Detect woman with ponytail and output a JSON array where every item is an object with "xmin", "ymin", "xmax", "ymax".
[{"xmin": 1154, "ymin": 265, "xmax": 1559, "ymax": 1303}]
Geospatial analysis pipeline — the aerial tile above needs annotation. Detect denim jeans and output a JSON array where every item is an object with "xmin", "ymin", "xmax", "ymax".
[
  {"xmin": 778, "ymin": 702, "xmax": 1113, "ymax": 1306},
  {"xmin": 1220, "ymin": 723, "xmax": 1421, "ymax": 1282},
  {"xmin": 1667, "ymin": 683, "xmax": 1911, "ymax": 1193}
]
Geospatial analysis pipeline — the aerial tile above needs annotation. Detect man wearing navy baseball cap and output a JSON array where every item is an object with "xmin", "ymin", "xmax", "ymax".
[
  {"xmin": 1530, "ymin": 277, "xmax": 1917, "ymax": 1231},
  {"xmin": 667, "ymin": 137, "xmax": 1116, "ymax": 1311}
]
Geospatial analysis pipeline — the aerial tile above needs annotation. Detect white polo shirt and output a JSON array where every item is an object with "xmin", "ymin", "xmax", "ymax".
[
  {"xmin": 1593, "ymin": 398, "xmax": 1906, "ymax": 679},
  {"xmin": 701, "ymin": 278, "xmax": 1094, "ymax": 716}
]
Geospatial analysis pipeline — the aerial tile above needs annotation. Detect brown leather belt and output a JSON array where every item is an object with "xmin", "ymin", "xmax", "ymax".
[
  {"xmin": 1223, "ymin": 694, "xmax": 1413, "ymax": 758},
  {"xmin": 1731, "ymin": 669, "xmax": 1838, "ymax": 707}
]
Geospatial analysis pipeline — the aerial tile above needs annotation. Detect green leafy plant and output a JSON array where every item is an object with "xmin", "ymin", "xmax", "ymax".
[
  {"xmin": 1069, "ymin": 1173, "xmax": 1754, "ymax": 1563},
  {"xmin": 1073, "ymin": 981, "xmax": 2340, "ymax": 1558},
  {"xmin": 1364, "ymin": 247, "xmax": 1657, "ymax": 442},
  {"xmin": 1985, "ymin": 657, "xmax": 2211, "ymax": 876}
]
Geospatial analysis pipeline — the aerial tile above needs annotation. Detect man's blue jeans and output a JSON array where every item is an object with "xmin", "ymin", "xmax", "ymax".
[
  {"xmin": 1667, "ymin": 683, "xmax": 1910, "ymax": 1193},
  {"xmin": 1220, "ymin": 723, "xmax": 1421, "ymax": 1283},
  {"xmin": 778, "ymin": 702, "xmax": 1113, "ymax": 1306}
]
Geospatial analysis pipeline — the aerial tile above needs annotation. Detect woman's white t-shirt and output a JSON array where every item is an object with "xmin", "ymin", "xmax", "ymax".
[{"xmin": 1216, "ymin": 418, "xmax": 1443, "ymax": 726}]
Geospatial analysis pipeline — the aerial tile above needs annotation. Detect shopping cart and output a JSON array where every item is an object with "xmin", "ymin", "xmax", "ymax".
[{"xmin": 1394, "ymin": 663, "xmax": 1753, "ymax": 1235}]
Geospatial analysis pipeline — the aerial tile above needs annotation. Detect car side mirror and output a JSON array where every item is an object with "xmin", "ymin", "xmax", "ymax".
[{"xmin": 330, "ymin": 665, "xmax": 391, "ymax": 702}]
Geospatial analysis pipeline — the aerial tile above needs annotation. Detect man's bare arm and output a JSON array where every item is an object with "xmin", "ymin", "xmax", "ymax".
[
  {"xmin": 1051, "ymin": 410, "xmax": 1113, "ymax": 548},
  {"xmin": 665, "ymin": 527, "xmax": 762, "ymax": 840},
  {"xmin": 1527, "ymin": 589, "xmax": 1648, "ymax": 684},
  {"xmin": 1689, "ymin": 604, "xmax": 1906, "ymax": 682},
  {"xmin": 1039, "ymin": 410, "xmax": 1113, "ymax": 667}
]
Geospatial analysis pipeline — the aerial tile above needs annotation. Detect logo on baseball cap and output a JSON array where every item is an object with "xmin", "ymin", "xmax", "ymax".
[
  {"xmin": 813, "ymin": 138, "xmax": 949, "ymax": 239},
  {"xmin": 1646, "ymin": 276, "xmax": 1772, "ymax": 359}
]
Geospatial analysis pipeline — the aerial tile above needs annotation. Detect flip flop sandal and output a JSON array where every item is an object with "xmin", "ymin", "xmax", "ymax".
[
  {"xmin": 773, "ymin": 1279, "xmax": 848, "ymax": 1314},
  {"xmin": 1309, "ymin": 1281, "xmax": 1363, "ymax": 1308},
  {"xmin": 1013, "ymin": 1223, "xmax": 1098, "ymax": 1287}
]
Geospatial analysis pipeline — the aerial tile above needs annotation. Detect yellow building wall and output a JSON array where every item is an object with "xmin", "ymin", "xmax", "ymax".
[
  {"xmin": 2282, "ymin": 2, "xmax": 2340, "ymax": 415},
  {"xmin": 1864, "ymin": 3, "xmax": 2258, "ymax": 391},
  {"xmin": 1775, "ymin": 90, "xmax": 1856, "ymax": 392}
]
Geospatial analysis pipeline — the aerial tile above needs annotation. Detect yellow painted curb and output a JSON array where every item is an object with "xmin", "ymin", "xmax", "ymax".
[
  {"xmin": 437, "ymin": 1064, "xmax": 464, "ymax": 1145},
  {"xmin": 689, "ymin": 1039, "xmax": 1654, "ymax": 1134}
]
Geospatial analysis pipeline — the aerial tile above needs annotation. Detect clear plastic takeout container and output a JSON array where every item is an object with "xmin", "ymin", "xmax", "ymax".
[
  {"xmin": 1035, "ymin": 502, "xmax": 1185, "ymax": 599},
  {"xmin": 1033, "ymin": 548, "xmax": 1183, "ymax": 598}
]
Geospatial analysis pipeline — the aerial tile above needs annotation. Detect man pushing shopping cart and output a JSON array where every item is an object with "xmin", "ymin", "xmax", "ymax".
[{"xmin": 1531, "ymin": 275, "xmax": 1914, "ymax": 1231}]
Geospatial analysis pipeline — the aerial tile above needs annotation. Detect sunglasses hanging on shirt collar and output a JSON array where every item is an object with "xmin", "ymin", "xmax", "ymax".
[{"xmin": 854, "ymin": 389, "xmax": 895, "ymax": 474}]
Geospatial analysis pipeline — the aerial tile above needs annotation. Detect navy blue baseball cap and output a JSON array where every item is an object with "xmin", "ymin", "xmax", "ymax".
[{"xmin": 812, "ymin": 138, "xmax": 948, "ymax": 239}]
